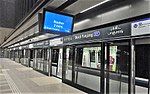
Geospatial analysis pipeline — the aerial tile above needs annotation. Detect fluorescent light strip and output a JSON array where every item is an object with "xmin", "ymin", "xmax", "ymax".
[{"xmin": 80, "ymin": 0, "xmax": 110, "ymax": 13}]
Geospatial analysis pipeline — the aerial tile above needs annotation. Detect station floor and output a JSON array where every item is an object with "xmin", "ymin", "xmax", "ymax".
[{"xmin": 0, "ymin": 58, "xmax": 85, "ymax": 94}]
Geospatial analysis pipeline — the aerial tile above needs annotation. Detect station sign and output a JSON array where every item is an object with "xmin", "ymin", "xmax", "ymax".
[
  {"xmin": 29, "ymin": 44, "xmax": 33, "ymax": 48},
  {"xmin": 50, "ymin": 37, "xmax": 63, "ymax": 46},
  {"xmin": 102, "ymin": 22, "xmax": 131, "ymax": 39},
  {"xmin": 63, "ymin": 22, "xmax": 131, "ymax": 43},
  {"xmin": 63, "ymin": 30, "xmax": 102, "ymax": 44},
  {"xmin": 33, "ymin": 42, "xmax": 44, "ymax": 47},
  {"xmin": 44, "ymin": 40, "xmax": 49, "ymax": 46},
  {"xmin": 22, "ymin": 45, "xmax": 29, "ymax": 49},
  {"xmin": 32, "ymin": 40, "xmax": 50, "ymax": 48},
  {"xmin": 131, "ymin": 18, "xmax": 150, "ymax": 36}
]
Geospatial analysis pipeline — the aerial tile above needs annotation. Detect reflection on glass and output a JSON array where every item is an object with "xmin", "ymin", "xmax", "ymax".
[
  {"xmin": 107, "ymin": 45, "xmax": 129, "ymax": 74},
  {"xmin": 65, "ymin": 48, "xmax": 73, "ymax": 81},
  {"xmin": 57, "ymin": 48, "xmax": 63, "ymax": 78},
  {"xmin": 36, "ymin": 49, "xmax": 43, "ymax": 71},
  {"xmin": 89, "ymin": 50, "xmax": 95, "ymax": 62},
  {"xmin": 106, "ymin": 42, "xmax": 129, "ymax": 94},
  {"xmin": 109, "ymin": 46, "xmax": 117, "ymax": 72},
  {"xmin": 52, "ymin": 49, "xmax": 59, "ymax": 64},
  {"xmin": 43, "ymin": 49, "xmax": 49, "ymax": 73}
]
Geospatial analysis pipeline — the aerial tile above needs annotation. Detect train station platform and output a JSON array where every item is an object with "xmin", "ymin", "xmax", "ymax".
[{"xmin": 0, "ymin": 58, "xmax": 85, "ymax": 94}]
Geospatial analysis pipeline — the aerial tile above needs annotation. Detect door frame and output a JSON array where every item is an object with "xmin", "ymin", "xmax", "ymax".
[
  {"xmin": 132, "ymin": 37, "xmax": 150, "ymax": 94},
  {"xmin": 62, "ymin": 46, "xmax": 75, "ymax": 83},
  {"xmin": 104, "ymin": 39, "xmax": 131, "ymax": 94},
  {"xmin": 50, "ymin": 47, "xmax": 63, "ymax": 79}
]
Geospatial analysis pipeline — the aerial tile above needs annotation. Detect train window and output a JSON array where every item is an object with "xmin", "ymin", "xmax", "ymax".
[
  {"xmin": 66, "ymin": 48, "xmax": 73, "ymax": 66},
  {"xmin": 89, "ymin": 50, "xmax": 95, "ymax": 62},
  {"xmin": 43, "ymin": 49, "xmax": 48, "ymax": 60},
  {"xmin": 37, "ymin": 49, "xmax": 42, "ymax": 58},
  {"xmin": 98, "ymin": 51, "xmax": 101, "ymax": 63},
  {"xmin": 25, "ymin": 50, "xmax": 28, "ymax": 58},
  {"xmin": 69, "ymin": 48, "xmax": 73, "ymax": 61},
  {"xmin": 77, "ymin": 47, "xmax": 101, "ymax": 69},
  {"xmin": 21, "ymin": 50, "xmax": 24, "ymax": 58},
  {"xmin": 108, "ymin": 44, "xmax": 129, "ymax": 74},
  {"xmin": 108, "ymin": 46, "xmax": 117, "ymax": 72},
  {"xmin": 52, "ymin": 49, "xmax": 59, "ymax": 63},
  {"xmin": 30, "ymin": 50, "xmax": 34, "ymax": 59}
]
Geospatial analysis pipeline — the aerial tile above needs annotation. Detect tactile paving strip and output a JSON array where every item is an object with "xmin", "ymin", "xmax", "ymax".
[{"xmin": 0, "ymin": 70, "xmax": 12, "ymax": 94}]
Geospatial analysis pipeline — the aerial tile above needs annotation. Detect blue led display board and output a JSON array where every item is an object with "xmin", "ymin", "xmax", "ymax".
[{"xmin": 43, "ymin": 9, "xmax": 74, "ymax": 34}]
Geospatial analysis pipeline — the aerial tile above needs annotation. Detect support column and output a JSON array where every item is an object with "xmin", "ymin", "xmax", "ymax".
[
  {"xmin": 130, "ymin": 39, "xmax": 135, "ymax": 94},
  {"xmin": 101, "ymin": 42, "xmax": 105, "ymax": 94}
]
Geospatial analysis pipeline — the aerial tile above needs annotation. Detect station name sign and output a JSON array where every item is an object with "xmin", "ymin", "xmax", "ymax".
[
  {"xmin": 50, "ymin": 37, "xmax": 63, "ymax": 46},
  {"xmin": 63, "ymin": 30, "xmax": 101, "ymax": 43},
  {"xmin": 33, "ymin": 40, "xmax": 49, "ymax": 48},
  {"xmin": 63, "ymin": 22, "xmax": 131, "ymax": 43},
  {"xmin": 132, "ymin": 18, "xmax": 150, "ymax": 36}
]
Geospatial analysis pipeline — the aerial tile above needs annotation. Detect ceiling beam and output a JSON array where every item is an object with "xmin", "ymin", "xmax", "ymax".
[{"xmin": 56, "ymin": 0, "xmax": 78, "ymax": 11}]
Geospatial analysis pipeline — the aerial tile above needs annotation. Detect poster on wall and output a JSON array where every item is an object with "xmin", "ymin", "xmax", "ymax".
[{"xmin": 132, "ymin": 18, "xmax": 150, "ymax": 36}]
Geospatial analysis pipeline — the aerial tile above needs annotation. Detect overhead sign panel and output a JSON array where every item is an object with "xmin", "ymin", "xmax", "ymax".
[
  {"xmin": 64, "ymin": 22, "xmax": 131, "ymax": 44},
  {"xmin": 132, "ymin": 18, "xmax": 150, "ymax": 36},
  {"xmin": 102, "ymin": 22, "xmax": 131, "ymax": 39},
  {"xmin": 50, "ymin": 37, "xmax": 63, "ymax": 46},
  {"xmin": 43, "ymin": 9, "xmax": 74, "ymax": 35}
]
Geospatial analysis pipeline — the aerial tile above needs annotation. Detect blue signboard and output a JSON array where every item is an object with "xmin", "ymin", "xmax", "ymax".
[{"xmin": 43, "ymin": 11, "xmax": 73, "ymax": 34}]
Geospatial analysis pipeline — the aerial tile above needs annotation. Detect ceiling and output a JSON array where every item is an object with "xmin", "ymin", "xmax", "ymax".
[
  {"xmin": 63, "ymin": 0, "xmax": 106, "ymax": 15},
  {"xmin": 46, "ymin": 0, "xmax": 126, "ymax": 22},
  {"xmin": 1, "ymin": 0, "xmax": 135, "ymax": 47}
]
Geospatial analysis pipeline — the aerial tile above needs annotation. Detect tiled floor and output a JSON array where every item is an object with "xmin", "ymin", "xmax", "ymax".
[{"xmin": 0, "ymin": 58, "xmax": 86, "ymax": 94}]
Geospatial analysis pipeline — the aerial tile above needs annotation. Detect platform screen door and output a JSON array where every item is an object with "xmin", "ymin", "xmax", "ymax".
[{"xmin": 105, "ymin": 41, "xmax": 130, "ymax": 94}]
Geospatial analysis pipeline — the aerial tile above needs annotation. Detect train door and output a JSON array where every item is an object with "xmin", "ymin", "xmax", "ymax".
[
  {"xmin": 74, "ymin": 44, "xmax": 101, "ymax": 93},
  {"xmin": 13, "ymin": 50, "xmax": 15, "ymax": 61},
  {"xmin": 10, "ymin": 50, "xmax": 12, "ymax": 59},
  {"xmin": 14, "ymin": 50, "xmax": 19, "ymax": 63},
  {"xmin": 43, "ymin": 48, "xmax": 49, "ymax": 73},
  {"xmin": 29, "ymin": 49, "xmax": 34, "ymax": 68},
  {"xmin": 51, "ymin": 48, "xmax": 63, "ymax": 78},
  {"xmin": 20, "ymin": 49, "xmax": 24, "ymax": 64},
  {"xmin": 36, "ymin": 49, "xmax": 43, "ymax": 71},
  {"xmin": 24, "ymin": 49, "xmax": 30, "ymax": 66},
  {"xmin": 104, "ymin": 40, "xmax": 130, "ymax": 94},
  {"xmin": 11, "ymin": 50, "xmax": 15, "ymax": 61},
  {"xmin": 134, "ymin": 38, "xmax": 150, "ymax": 94},
  {"xmin": 18, "ymin": 50, "xmax": 22, "ymax": 63}
]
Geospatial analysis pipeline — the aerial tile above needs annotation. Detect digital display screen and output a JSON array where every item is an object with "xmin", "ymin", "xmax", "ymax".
[{"xmin": 43, "ymin": 11, "xmax": 73, "ymax": 34}]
